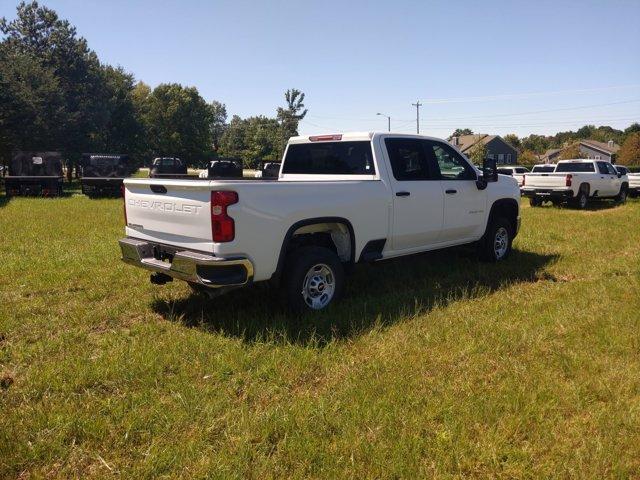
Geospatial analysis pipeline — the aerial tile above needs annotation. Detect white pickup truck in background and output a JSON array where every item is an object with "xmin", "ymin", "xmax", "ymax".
[
  {"xmin": 522, "ymin": 159, "xmax": 629, "ymax": 209},
  {"xmin": 497, "ymin": 166, "xmax": 529, "ymax": 187},
  {"xmin": 615, "ymin": 165, "xmax": 640, "ymax": 197},
  {"xmin": 119, "ymin": 132, "xmax": 520, "ymax": 311}
]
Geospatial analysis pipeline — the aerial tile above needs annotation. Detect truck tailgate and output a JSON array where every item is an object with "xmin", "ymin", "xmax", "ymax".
[
  {"xmin": 525, "ymin": 173, "xmax": 567, "ymax": 188},
  {"xmin": 123, "ymin": 178, "xmax": 213, "ymax": 252}
]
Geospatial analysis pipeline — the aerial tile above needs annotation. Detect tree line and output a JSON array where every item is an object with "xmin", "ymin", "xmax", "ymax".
[
  {"xmin": 451, "ymin": 123, "xmax": 640, "ymax": 166},
  {"xmin": 0, "ymin": 1, "xmax": 307, "ymax": 178}
]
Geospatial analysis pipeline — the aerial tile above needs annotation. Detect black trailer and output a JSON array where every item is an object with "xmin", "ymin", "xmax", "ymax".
[
  {"xmin": 80, "ymin": 154, "xmax": 131, "ymax": 197},
  {"xmin": 4, "ymin": 151, "xmax": 64, "ymax": 197}
]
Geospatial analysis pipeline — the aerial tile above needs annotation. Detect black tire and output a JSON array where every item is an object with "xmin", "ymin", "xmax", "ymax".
[
  {"xmin": 282, "ymin": 246, "xmax": 344, "ymax": 312},
  {"xmin": 615, "ymin": 186, "xmax": 628, "ymax": 204},
  {"xmin": 479, "ymin": 216, "xmax": 513, "ymax": 262},
  {"xmin": 529, "ymin": 198, "xmax": 542, "ymax": 207},
  {"xmin": 573, "ymin": 190, "xmax": 588, "ymax": 210}
]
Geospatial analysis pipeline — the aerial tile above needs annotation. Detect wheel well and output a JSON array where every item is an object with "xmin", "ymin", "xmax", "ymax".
[
  {"xmin": 621, "ymin": 182, "xmax": 629, "ymax": 190},
  {"xmin": 579, "ymin": 183, "xmax": 590, "ymax": 195},
  {"xmin": 273, "ymin": 218, "xmax": 355, "ymax": 280},
  {"xmin": 489, "ymin": 199, "xmax": 518, "ymax": 236}
]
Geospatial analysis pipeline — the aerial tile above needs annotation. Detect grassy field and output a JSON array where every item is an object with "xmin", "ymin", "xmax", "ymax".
[{"xmin": 1, "ymin": 189, "xmax": 639, "ymax": 479}]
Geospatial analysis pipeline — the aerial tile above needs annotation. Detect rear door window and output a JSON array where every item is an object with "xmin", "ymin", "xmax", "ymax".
[
  {"xmin": 596, "ymin": 162, "xmax": 609, "ymax": 174},
  {"xmin": 283, "ymin": 141, "xmax": 375, "ymax": 175},
  {"xmin": 384, "ymin": 138, "xmax": 432, "ymax": 181}
]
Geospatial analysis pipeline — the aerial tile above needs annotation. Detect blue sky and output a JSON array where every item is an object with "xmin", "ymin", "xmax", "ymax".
[{"xmin": 2, "ymin": 0, "xmax": 639, "ymax": 137}]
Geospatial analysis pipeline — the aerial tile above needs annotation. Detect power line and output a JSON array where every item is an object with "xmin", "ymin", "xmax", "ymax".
[
  {"xmin": 305, "ymin": 98, "xmax": 640, "ymax": 124},
  {"xmin": 420, "ymin": 84, "xmax": 640, "ymax": 104}
]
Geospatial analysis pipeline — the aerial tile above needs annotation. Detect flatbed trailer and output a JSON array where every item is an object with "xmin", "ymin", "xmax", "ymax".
[{"xmin": 4, "ymin": 175, "xmax": 64, "ymax": 197}]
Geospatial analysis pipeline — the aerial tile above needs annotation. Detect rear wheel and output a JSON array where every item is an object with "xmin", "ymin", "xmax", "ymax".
[
  {"xmin": 573, "ymin": 191, "xmax": 588, "ymax": 209},
  {"xmin": 529, "ymin": 197, "xmax": 542, "ymax": 207},
  {"xmin": 479, "ymin": 216, "xmax": 513, "ymax": 262},
  {"xmin": 283, "ymin": 246, "xmax": 344, "ymax": 312}
]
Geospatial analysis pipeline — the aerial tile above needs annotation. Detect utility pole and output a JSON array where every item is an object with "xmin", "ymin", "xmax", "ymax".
[
  {"xmin": 411, "ymin": 101, "xmax": 422, "ymax": 134},
  {"xmin": 376, "ymin": 113, "xmax": 391, "ymax": 132}
]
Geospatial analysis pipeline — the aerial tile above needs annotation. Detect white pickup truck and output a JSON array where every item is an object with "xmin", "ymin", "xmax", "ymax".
[
  {"xmin": 522, "ymin": 159, "xmax": 629, "ymax": 208},
  {"xmin": 119, "ymin": 132, "xmax": 520, "ymax": 311},
  {"xmin": 615, "ymin": 165, "xmax": 640, "ymax": 197}
]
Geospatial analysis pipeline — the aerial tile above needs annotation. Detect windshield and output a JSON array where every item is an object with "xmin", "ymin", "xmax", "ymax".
[{"xmin": 555, "ymin": 162, "xmax": 595, "ymax": 173}]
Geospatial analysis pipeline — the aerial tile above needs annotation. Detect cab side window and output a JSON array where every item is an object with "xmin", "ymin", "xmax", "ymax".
[
  {"xmin": 426, "ymin": 141, "xmax": 477, "ymax": 180},
  {"xmin": 606, "ymin": 163, "xmax": 617, "ymax": 175}
]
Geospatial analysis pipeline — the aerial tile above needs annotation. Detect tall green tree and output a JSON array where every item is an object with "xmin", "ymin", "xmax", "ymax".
[
  {"xmin": 468, "ymin": 140, "xmax": 487, "ymax": 165},
  {"xmin": 503, "ymin": 133, "xmax": 521, "ymax": 151},
  {"xmin": 219, "ymin": 115, "xmax": 281, "ymax": 167},
  {"xmin": 451, "ymin": 128, "xmax": 473, "ymax": 137},
  {"xmin": 277, "ymin": 88, "xmax": 307, "ymax": 144},
  {"xmin": 142, "ymin": 83, "xmax": 213, "ymax": 166},
  {"xmin": 209, "ymin": 100, "xmax": 227, "ymax": 152},
  {"xmin": 0, "ymin": 1, "xmax": 145, "ymax": 174},
  {"xmin": 618, "ymin": 132, "xmax": 640, "ymax": 166}
]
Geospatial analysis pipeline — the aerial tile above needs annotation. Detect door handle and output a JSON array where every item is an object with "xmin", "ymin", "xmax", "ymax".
[
  {"xmin": 445, "ymin": 189, "xmax": 457, "ymax": 194},
  {"xmin": 395, "ymin": 191, "xmax": 410, "ymax": 197}
]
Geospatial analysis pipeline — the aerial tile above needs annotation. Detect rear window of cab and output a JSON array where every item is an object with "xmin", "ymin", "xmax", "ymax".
[
  {"xmin": 282, "ymin": 141, "xmax": 375, "ymax": 175},
  {"xmin": 555, "ymin": 162, "xmax": 595, "ymax": 173}
]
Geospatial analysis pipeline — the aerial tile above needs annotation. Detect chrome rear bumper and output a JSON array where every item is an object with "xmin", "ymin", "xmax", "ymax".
[{"xmin": 119, "ymin": 237, "xmax": 253, "ymax": 288}]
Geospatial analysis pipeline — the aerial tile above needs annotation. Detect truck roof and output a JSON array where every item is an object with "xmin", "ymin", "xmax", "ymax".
[
  {"xmin": 556, "ymin": 159, "xmax": 597, "ymax": 163},
  {"xmin": 287, "ymin": 131, "xmax": 455, "ymax": 145}
]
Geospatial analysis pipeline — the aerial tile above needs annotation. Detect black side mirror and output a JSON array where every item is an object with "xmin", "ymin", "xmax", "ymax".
[
  {"xmin": 482, "ymin": 157, "xmax": 498, "ymax": 183},
  {"xmin": 617, "ymin": 172, "xmax": 622, "ymax": 178}
]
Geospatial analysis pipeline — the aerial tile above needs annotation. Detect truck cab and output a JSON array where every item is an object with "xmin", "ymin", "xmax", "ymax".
[{"xmin": 149, "ymin": 157, "xmax": 187, "ymax": 178}]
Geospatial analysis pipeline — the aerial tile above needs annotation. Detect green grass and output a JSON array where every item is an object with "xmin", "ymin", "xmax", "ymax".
[{"xmin": 1, "ymin": 192, "xmax": 639, "ymax": 478}]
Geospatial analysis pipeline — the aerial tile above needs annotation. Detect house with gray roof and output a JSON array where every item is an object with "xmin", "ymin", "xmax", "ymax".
[
  {"xmin": 449, "ymin": 134, "xmax": 518, "ymax": 165},
  {"xmin": 538, "ymin": 148, "xmax": 562, "ymax": 164},
  {"xmin": 579, "ymin": 139, "xmax": 620, "ymax": 163}
]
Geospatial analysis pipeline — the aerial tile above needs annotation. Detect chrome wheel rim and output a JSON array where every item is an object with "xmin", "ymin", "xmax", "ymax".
[
  {"xmin": 494, "ymin": 227, "xmax": 509, "ymax": 259},
  {"xmin": 302, "ymin": 263, "xmax": 335, "ymax": 310}
]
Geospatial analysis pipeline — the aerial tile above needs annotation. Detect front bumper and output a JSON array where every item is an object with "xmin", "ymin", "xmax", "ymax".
[
  {"xmin": 521, "ymin": 188, "xmax": 574, "ymax": 200},
  {"xmin": 119, "ymin": 237, "xmax": 254, "ymax": 288}
]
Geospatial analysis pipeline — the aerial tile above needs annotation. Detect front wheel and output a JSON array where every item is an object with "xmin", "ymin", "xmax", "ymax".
[
  {"xmin": 283, "ymin": 246, "xmax": 345, "ymax": 312},
  {"xmin": 615, "ymin": 186, "xmax": 627, "ymax": 204},
  {"xmin": 479, "ymin": 216, "xmax": 513, "ymax": 262}
]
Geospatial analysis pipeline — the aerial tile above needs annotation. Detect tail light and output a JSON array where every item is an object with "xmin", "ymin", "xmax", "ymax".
[
  {"xmin": 211, "ymin": 191, "xmax": 238, "ymax": 242},
  {"xmin": 121, "ymin": 183, "xmax": 127, "ymax": 226},
  {"xmin": 522, "ymin": 175, "xmax": 526, "ymax": 186},
  {"xmin": 565, "ymin": 174, "xmax": 572, "ymax": 187}
]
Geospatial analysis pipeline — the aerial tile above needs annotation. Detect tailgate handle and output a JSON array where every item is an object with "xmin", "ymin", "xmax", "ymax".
[{"xmin": 150, "ymin": 185, "xmax": 167, "ymax": 194}]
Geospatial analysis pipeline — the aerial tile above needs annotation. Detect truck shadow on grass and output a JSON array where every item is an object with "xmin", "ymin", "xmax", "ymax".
[{"xmin": 151, "ymin": 247, "xmax": 558, "ymax": 346}]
